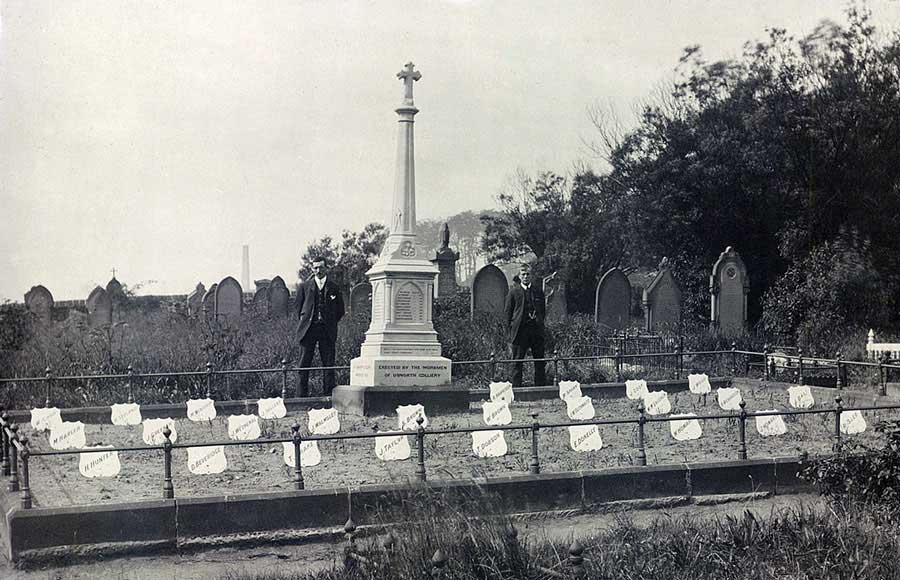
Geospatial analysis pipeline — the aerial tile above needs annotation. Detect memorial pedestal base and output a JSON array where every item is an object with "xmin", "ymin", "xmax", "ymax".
[
  {"xmin": 331, "ymin": 384, "xmax": 469, "ymax": 416},
  {"xmin": 350, "ymin": 355, "xmax": 451, "ymax": 387}
]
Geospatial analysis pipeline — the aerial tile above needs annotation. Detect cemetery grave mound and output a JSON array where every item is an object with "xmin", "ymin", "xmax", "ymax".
[{"xmin": 17, "ymin": 384, "xmax": 899, "ymax": 509}]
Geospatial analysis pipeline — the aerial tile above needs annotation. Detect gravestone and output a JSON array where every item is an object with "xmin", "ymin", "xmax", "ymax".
[
  {"xmin": 543, "ymin": 271, "xmax": 567, "ymax": 322},
  {"xmin": 215, "ymin": 277, "xmax": 243, "ymax": 320},
  {"xmin": 202, "ymin": 283, "xmax": 218, "ymax": 318},
  {"xmin": 24, "ymin": 285, "xmax": 54, "ymax": 319},
  {"xmin": 430, "ymin": 223, "xmax": 459, "ymax": 298},
  {"xmin": 252, "ymin": 285, "xmax": 270, "ymax": 316},
  {"xmin": 268, "ymin": 276, "xmax": 290, "ymax": 318},
  {"xmin": 710, "ymin": 246, "xmax": 749, "ymax": 334},
  {"xmin": 642, "ymin": 264, "xmax": 682, "ymax": 331},
  {"xmin": 86, "ymin": 287, "xmax": 112, "ymax": 327},
  {"xmin": 186, "ymin": 282, "xmax": 206, "ymax": 316},
  {"xmin": 106, "ymin": 277, "xmax": 125, "ymax": 305},
  {"xmin": 350, "ymin": 281, "xmax": 373, "ymax": 318},
  {"xmin": 471, "ymin": 264, "xmax": 509, "ymax": 318},
  {"xmin": 594, "ymin": 268, "xmax": 631, "ymax": 329}
]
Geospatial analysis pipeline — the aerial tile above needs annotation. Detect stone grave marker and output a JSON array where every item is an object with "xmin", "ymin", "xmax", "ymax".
[
  {"xmin": 215, "ymin": 277, "xmax": 242, "ymax": 320},
  {"xmin": 268, "ymin": 276, "xmax": 290, "ymax": 318},
  {"xmin": 252, "ymin": 284, "xmax": 269, "ymax": 315},
  {"xmin": 594, "ymin": 268, "xmax": 631, "ymax": 329},
  {"xmin": 350, "ymin": 281, "xmax": 373, "ymax": 318},
  {"xmin": 86, "ymin": 286, "xmax": 112, "ymax": 327},
  {"xmin": 709, "ymin": 246, "xmax": 749, "ymax": 334},
  {"xmin": 471, "ymin": 264, "xmax": 508, "ymax": 318},
  {"xmin": 642, "ymin": 265, "xmax": 681, "ymax": 331},
  {"xmin": 543, "ymin": 271, "xmax": 567, "ymax": 322},
  {"xmin": 186, "ymin": 282, "xmax": 206, "ymax": 316},
  {"xmin": 202, "ymin": 284, "xmax": 217, "ymax": 318},
  {"xmin": 24, "ymin": 285, "xmax": 54, "ymax": 319}
]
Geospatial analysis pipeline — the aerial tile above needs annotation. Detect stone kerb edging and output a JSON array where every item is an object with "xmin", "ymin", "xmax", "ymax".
[
  {"xmin": 2, "ymin": 456, "xmax": 810, "ymax": 563},
  {"xmin": 730, "ymin": 377, "xmax": 898, "ymax": 406}
]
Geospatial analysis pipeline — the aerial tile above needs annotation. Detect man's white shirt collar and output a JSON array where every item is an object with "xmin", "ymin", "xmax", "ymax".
[
  {"xmin": 315, "ymin": 276, "xmax": 327, "ymax": 290},
  {"xmin": 521, "ymin": 284, "xmax": 530, "ymax": 291}
]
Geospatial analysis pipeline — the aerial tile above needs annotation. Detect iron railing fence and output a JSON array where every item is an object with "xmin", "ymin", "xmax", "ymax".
[{"xmin": 2, "ymin": 346, "xmax": 899, "ymax": 409}]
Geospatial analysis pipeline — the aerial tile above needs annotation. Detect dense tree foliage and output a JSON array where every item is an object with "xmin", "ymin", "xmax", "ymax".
[
  {"xmin": 483, "ymin": 7, "xmax": 900, "ymax": 348},
  {"xmin": 297, "ymin": 222, "xmax": 387, "ymax": 289}
]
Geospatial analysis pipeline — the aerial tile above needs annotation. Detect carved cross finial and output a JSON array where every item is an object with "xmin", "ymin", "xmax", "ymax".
[{"xmin": 397, "ymin": 62, "xmax": 421, "ymax": 102}]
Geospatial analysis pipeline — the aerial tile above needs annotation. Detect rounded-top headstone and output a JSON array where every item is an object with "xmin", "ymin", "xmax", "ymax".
[
  {"xmin": 710, "ymin": 246, "xmax": 749, "ymax": 334},
  {"xmin": 186, "ymin": 282, "xmax": 206, "ymax": 315},
  {"xmin": 268, "ymin": 276, "xmax": 290, "ymax": 318},
  {"xmin": 594, "ymin": 268, "xmax": 631, "ymax": 330},
  {"xmin": 24, "ymin": 285, "xmax": 54, "ymax": 319},
  {"xmin": 86, "ymin": 286, "xmax": 113, "ymax": 327},
  {"xmin": 471, "ymin": 264, "xmax": 509, "ymax": 318},
  {"xmin": 643, "ymin": 267, "xmax": 682, "ymax": 331},
  {"xmin": 215, "ymin": 277, "xmax": 243, "ymax": 319},
  {"xmin": 350, "ymin": 281, "xmax": 373, "ymax": 318}
]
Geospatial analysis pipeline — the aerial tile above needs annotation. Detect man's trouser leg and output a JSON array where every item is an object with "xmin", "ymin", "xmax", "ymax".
[
  {"xmin": 511, "ymin": 343, "xmax": 527, "ymax": 387},
  {"xmin": 320, "ymin": 337, "xmax": 337, "ymax": 395},
  {"xmin": 531, "ymin": 332, "xmax": 547, "ymax": 386},
  {"xmin": 298, "ymin": 332, "xmax": 319, "ymax": 397}
]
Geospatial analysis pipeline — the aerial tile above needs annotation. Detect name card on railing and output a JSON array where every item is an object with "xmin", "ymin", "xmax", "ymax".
[
  {"xmin": 187, "ymin": 398, "xmax": 217, "ymax": 422},
  {"xmin": 565, "ymin": 396, "xmax": 595, "ymax": 420},
  {"xmin": 788, "ymin": 386, "xmax": 815, "ymax": 409},
  {"xmin": 375, "ymin": 432, "xmax": 411, "ymax": 461},
  {"xmin": 30, "ymin": 407, "xmax": 62, "ymax": 432},
  {"xmin": 227, "ymin": 414, "xmax": 261, "ymax": 441},
  {"xmin": 482, "ymin": 400, "xmax": 512, "ymax": 426},
  {"xmin": 568, "ymin": 424, "xmax": 603, "ymax": 452},
  {"xmin": 840, "ymin": 410, "xmax": 867, "ymax": 434},
  {"xmin": 187, "ymin": 446, "xmax": 227, "ymax": 474},
  {"xmin": 688, "ymin": 373, "xmax": 711, "ymax": 395},
  {"xmin": 625, "ymin": 379, "xmax": 648, "ymax": 400},
  {"xmin": 489, "ymin": 381, "xmax": 514, "ymax": 404},
  {"xmin": 558, "ymin": 380, "xmax": 582, "ymax": 401},
  {"xmin": 258, "ymin": 397, "xmax": 287, "ymax": 420},
  {"xmin": 472, "ymin": 430, "xmax": 507, "ymax": 458},
  {"xmin": 717, "ymin": 387, "xmax": 743, "ymax": 411},
  {"xmin": 281, "ymin": 440, "xmax": 322, "ymax": 467},
  {"xmin": 49, "ymin": 420, "xmax": 86, "ymax": 450},
  {"xmin": 110, "ymin": 403, "xmax": 142, "ymax": 426},
  {"xmin": 642, "ymin": 390, "xmax": 671, "ymax": 415},
  {"xmin": 670, "ymin": 413, "xmax": 702, "ymax": 441},
  {"xmin": 308, "ymin": 408, "xmax": 340, "ymax": 435},
  {"xmin": 79, "ymin": 445, "xmax": 121, "ymax": 478},
  {"xmin": 756, "ymin": 410, "xmax": 787, "ymax": 436},
  {"xmin": 143, "ymin": 418, "xmax": 178, "ymax": 445},
  {"xmin": 397, "ymin": 404, "xmax": 429, "ymax": 431}
]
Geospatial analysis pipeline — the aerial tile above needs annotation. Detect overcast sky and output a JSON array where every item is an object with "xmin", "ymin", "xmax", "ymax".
[{"xmin": 2, "ymin": 1, "xmax": 897, "ymax": 301}]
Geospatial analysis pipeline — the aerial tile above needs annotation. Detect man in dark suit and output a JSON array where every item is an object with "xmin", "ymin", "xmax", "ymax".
[
  {"xmin": 504, "ymin": 264, "xmax": 547, "ymax": 387},
  {"xmin": 297, "ymin": 258, "xmax": 345, "ymax": 396}
]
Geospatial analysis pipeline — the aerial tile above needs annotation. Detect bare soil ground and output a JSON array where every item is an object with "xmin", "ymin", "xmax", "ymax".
[{"xmin": 18, "ymin": 384, "xmax": 900, "ymax": 508}]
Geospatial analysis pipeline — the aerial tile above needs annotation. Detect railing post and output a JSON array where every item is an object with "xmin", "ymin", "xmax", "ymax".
[
  {"xmin": 7, "ymin": 424, "xmax": 19, "ymax": 492},
  {"xmin": 879, "ymin": 354, "xmax": 887, "ymax": 396},
  {"xmin": 126, "ymin": 365, "xmax": 135, "ymax": 404},
  {"xmin": 431, "ymin": 548, "xmax": 448, "ymax": 578},
  {"xmin": 489, "ymin": 351, "xmax": 497, "ymax": 381},
  {"xmin": 731, "ymin": 341, "xmax": 737, "ymax": 376},
  {"xmin": 529, "ymin": 412, "xmax": 540, "ymax": 474},
  {"xmin": 568, "ymin": 540, "xmax": 585, "ymax": 578},
  {"xmin": 674, "ymin": 345, "xmax": 681, "ymax": 381},
  {"xmin": 162, "ymin": 426, "xmax": 174, "ymax": 499},
  {"xmin": 0, "ymin": 411, "xmax": 8, "ymax": 477},
  {"xmin": 614, "ymin": 345, "xmax": 622, "ymax": 382},
  {"xmin": 763, "ymin": 344, "xmax": 770, "ymax": 381},
  {"xmin": 205, "ymin": 361, "xmax": 213, "ymax": 400},
  {"xmin": 833, "ymin": 396, "xmax": 843, "ymax": 453},
  {"xmin": 737, "ymin": 401, "xmax": 748, "ymax": 460},
  {"xmin": 797, "ymin": 346, "xmax": 804, "ymax": 385},
  {"xmin": 291, "ymin": 423, "xmax": 304, "ymax": 490},
  {"xmin": 19, "ymin": 436, "xmax": 31, "ymax": 509},
  {"xmin": 44, "ymin": 365, "xmax": 53, "ymax": 408},
  {"xmin": 637, "ymin": 404, "xmax": 647, "ymax": 466},
  {"xmin": 281, "ymin": 358, "xmax": 289, "ymax": 400},
  {"xmin": 835, "ymin": 351, "xmax": 843, "ymax": 390},
  {"xmin": 553, "ymin": 349, "xmax": 560, "ymax": 387},
  {"xmin": 416, "ymin": 417, "xmax": 427, "ymax": 482}
]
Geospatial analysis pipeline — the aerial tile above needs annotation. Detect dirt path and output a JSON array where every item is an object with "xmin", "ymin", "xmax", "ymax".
[{"xmin": 1, "ymin": 492, "xmax": 823, "ymax": 580}]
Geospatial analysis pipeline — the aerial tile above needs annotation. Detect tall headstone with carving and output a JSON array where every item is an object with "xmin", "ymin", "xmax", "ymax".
[
  {"xmin": 430, "ymin": 223, "xmax": 460, "ymax": 298},
  {"xmin": 86, "ymin": 287, "xmax": 112, "ymax": 327},
  {"xmin": 268, "ymin": 276, "xmax": 290, "ymax": 318},
  {"xmin": 24, "ymin": 285, "xmax": 54, "ymax": 320},
  {"xmin": 186, "ymin": 282, "xmax": 206, "ymax": 316},
  {"xmin": 215, "ymin": 277, "xmax": 243, "ymax": 321},
  {"xmin": 471, "ymin": 264, "xmax": 509, "ymax": 318},
  {"xmin": 642, "ymin": 261, "xmax": 682, "ymax": 331},
  {"xmin": 710, "ymin": 246, "xmax": 749, "ymax": 334},
  {"xmin": 350, "ymin": 282, "xmax": 373, "ymax": 318},
  {"xmin": 543, "ymin": 271, "xmax": 567, "ymax": 322},
  {"xmin": 594, "ymin": 268, "xmax": 631, "ymax": 329},
  {"xmin": 346, "ymin": 63, "xmax": 451, "ymax": 388}
]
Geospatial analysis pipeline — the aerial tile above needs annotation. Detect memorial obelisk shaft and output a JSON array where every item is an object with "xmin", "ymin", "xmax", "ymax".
[{"xmin": 348, "ymin": 63, "xmax": 452, "ymax": 388}]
